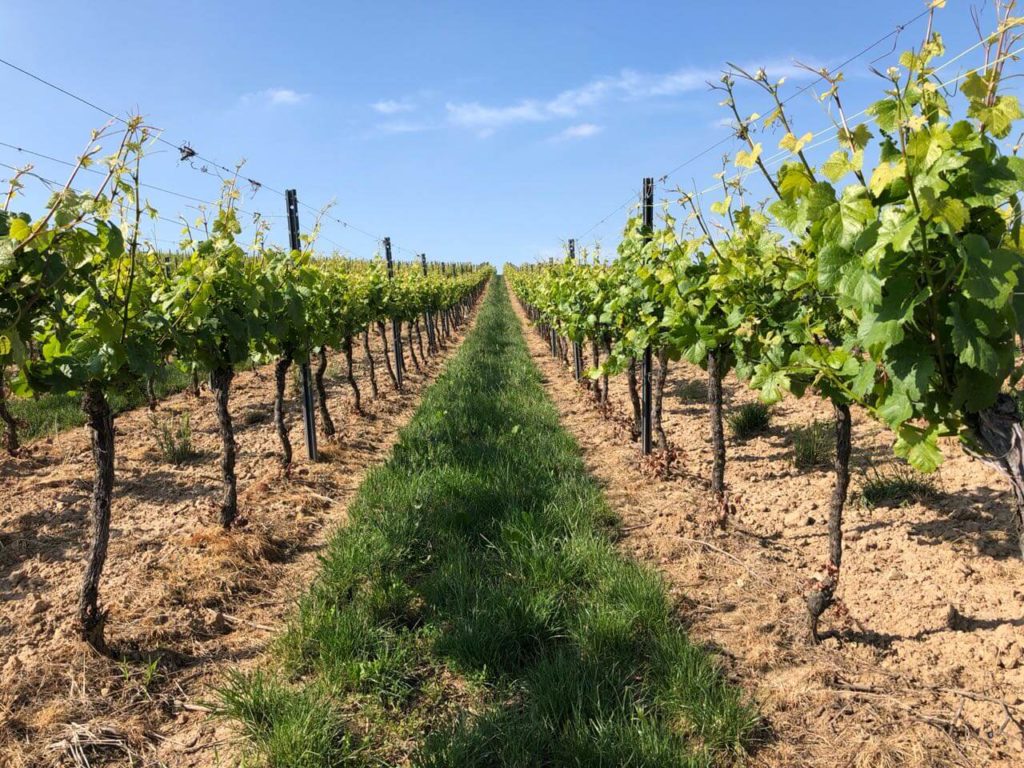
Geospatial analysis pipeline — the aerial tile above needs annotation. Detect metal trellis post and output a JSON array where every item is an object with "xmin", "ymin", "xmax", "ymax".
[
  {"xmin": 384, "ymin": 237, "xmax": 404, "ymax": 390},
  {"xmin": 285, "ymin": 188, "xmax": 318, "ymax": 462},
  {"xmin": 640, "ymin": 177, "xmax": 654, "ymax": 456}
]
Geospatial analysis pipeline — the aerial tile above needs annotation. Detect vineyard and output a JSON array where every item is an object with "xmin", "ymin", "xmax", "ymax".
[{"xmin": 3, "ymin": 0, "xmax": 1024, "ymax": 766}]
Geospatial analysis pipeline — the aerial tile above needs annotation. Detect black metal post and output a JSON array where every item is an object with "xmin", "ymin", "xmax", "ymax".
[
  {"xmin": 548, "ymin": 258, "xmax": 558, "ymax": 357},
  {"xmin": 640, "ymin": 177, "xmax": 655, "ymax": 456},
  {"xmin": 569, "ymin": 238, "xmax": 583, "ymax": 381},
  {"xmin": 384, "ymin": 238, "xmax": 404, "ymax": 390},
  {"xmin": 421, "ymin": 253, "xmax": 436, "ymax": 354},
  {"xmin": 285, "ymin": 189, "xmax": 318, "ymax": 462}
]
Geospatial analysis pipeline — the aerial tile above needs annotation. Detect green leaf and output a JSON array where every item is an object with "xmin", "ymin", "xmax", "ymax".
[
  {"xmin": 710, "ymin": 197, "xmax": 732, "ymax": 215},
  {"xmin": 970, "ymin": 94, "xmax": 1023, "ymax": 139},
  {"xmin": 779, "ymin": 131, "xmax": 813, "ymax": 154},
  {"xmin": 850, "ymin": 359, "xmax": 878, "ymax": 399},
  {"xmin": 949, "ymin": 301, "xmax": 1001, "ymax": 372},
  {"xmin": 735, "ymin": 143, "xmax": 763, "ymax": 169},
  {"xmin": 877, "ymin": 386, "xmax": 913, "ymax": 427},
  {"xmin": 894, "ymin": 424, "xmax": 943, "ymax": 472},
  {"xmin": 8, "ymin": 218, "xmax": 30, "ymax": 241},
  {"xmin": 869, "ymin": 160, "xmax": 904, "ymax": 197},
  {"xmin": 822, "ymin": 150, "xmax": 862, "ymax": 182},
  {"xmin": 778, "ymin": 163, "xmax": 814, "ymax": 200}
]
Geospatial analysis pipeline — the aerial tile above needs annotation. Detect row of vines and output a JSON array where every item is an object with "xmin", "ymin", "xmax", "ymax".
[
  {"xmin": 508, "ymin": 2, "xmax": 1024, "ymax": 641},
  {"xmin": 0, "ymin": 121, "xmax": 491, "ymax": 652}
]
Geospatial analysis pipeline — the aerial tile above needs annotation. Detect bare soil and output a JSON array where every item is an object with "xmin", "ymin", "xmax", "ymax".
[
  {"xmin": 512, "ymin": 290, "xmax": 1024, "ymax": 768},
  {"xmin": 0, "ymin": 318, "xmax": 476, "ymax": 767}
]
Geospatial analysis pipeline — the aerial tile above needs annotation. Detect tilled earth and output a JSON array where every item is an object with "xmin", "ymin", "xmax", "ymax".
[
  {"xmin": 513, "ymin": 289, "xmax": 1024, "ymax": 768},
  {"xmin": 0, "ymin": 317, "xmax": 477, "ymax": 767}
]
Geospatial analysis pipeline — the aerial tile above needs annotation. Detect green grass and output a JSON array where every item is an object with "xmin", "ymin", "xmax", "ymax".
[
  {"xmin": 860, "ymin": 462, "xmax": 939, "ymax": 508},
  {"xmin": 791, "ymin": 420, "xmax": 835, "ymax": 470},
  {"xmin": 7, "ymin": 364, "xmax": 192, "ymax": 441},
  {"xmin": 727, "ymin": 402, "xmax": 772, "ymax": 440},
  {"xmin": 218, "ymin": 278, "xmax": 756, "ymax": 767},
  {"xmin": 673, "ymin": 378, "xmax": 708, "ymax": 403},
  {"xmin": 149, "ymin": 411, "xmax": 198, "ymax": 465}
]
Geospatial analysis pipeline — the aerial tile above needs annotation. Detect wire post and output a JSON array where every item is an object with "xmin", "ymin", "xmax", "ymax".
[
  {"xmin": 384, "ymin": 238, "xmax": 404, "ymax": 391},
  {"xmin": 421, "ymin": 253, "xmax": 437, "ymax": 355},
  {"xmin": 441, "ymin": 263, "xmax": 450, "ymax": 337},
  {"xmin": 569, "ymin": 239, "xmax": 583, "ymax": 381},
  {"xmin": 286, "ymin": 189, "xmax": 318, "ymax": 462},
  {"xmin": 548, "ymin": 257, "xmax": 559, "ymax": 357},
  {"xmin": 640, "ymin": 177, "xmax": 654, "ymax": 456}
]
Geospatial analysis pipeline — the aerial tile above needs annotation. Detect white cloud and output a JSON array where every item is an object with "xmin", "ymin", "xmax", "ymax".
[
  {"xmin": 242, "ymin": 87, "xmax": 310, "ymax": 107},
  {"xmin": 446, "ymin": 59, "xmax": 818, "ymax": 134},
  {"xmin": 372, "ymin": 99, "xmax": 416, "ymax": 115},
  {"xmin": 444, "ymin": 101, "xmax": 547, "ymax": 136},
  {"xmin": 555, "ymin": 123, "xmax": 602, "ymax": 141},
  {"xmin": 376, "ymin": 121, "xmax": 432, "ymax": 135}
]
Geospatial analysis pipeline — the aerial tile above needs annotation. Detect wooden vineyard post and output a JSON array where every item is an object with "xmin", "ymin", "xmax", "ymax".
[
  {"xmin": 286, "ymin": 189, "xmax": 318, "ymax": 462},
  {"xmin": 385, "ymin": 238, "xmax": 404, "ymax": 391},
  {"xmin": 569, "ymin": 238, "xmax": 583, "ymax": 381},
  {"xmin": 640, "ymin": 177, "xmax": 654, "ymax": 456}
]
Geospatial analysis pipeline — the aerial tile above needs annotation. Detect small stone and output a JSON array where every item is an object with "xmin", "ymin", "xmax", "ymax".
[
  {"xmin": 946, "ymin": 604, "xmax": 968, "ymax": 631},
  {"xmin": 1001, "ymin": 647, "xmax": 1023, "ymax": 670},
  {"xmin": 29, "ymin": 597, "xmax": 49, "ymax": 615}
]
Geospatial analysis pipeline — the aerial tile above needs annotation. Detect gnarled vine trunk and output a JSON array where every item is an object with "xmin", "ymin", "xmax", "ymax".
[
  {"xmin": 707, "ymin": 348, "xmax": 726, "ymax": 494},
  {"xmin": 343, "ymin": 336, "xmax": 362, "ymax": 415},
  {"xmin": 314, "ymin": 347, "xmax": 336, "ymax": 438},
  {"xmin": 361, "ymin": 329, "xmax": 378, "ymax": 398},
  {"xmin": 601, "ymin": 338, "xmax": 611, "ymax": 406},
  {"xmin": 0, "ymin": 369, "xmax": 19, "ymax": 455},
  {"xmin": 376, "ymin": 321, "xmax": 399, "ymax": 389},
  {"xmin": 653, "ymin": 349, "xmax": 669, "ymax": 450},
  {"xmin": 591, "ymin": 340, "xmax": 601, "ymax": 404},
  {"xmin": 407, "ymin": 322, "xmax": 421, "ymax": 373},
  {"xmin": 209, "ymin": 365, "xmax": 238, "ymax": 528},
  {"xmin": 415, "ymin": 317, "xmax": 427, "ymax": 361},
  {"xmin": 274, "ymin": 355, "xmax": 293, "ymax": 469},
  {"xmin": 806, "ymin": 401, "xmax": 852, "ymax": 644},
  {"xmin": 191, "ymin": 370, "xmax": 201, "ymax": 398},
  {"xmin": 627, "ymin": 358, "xmax": 642, "ymax": 440},
  {"xmin": 966, "ymin": 393, "xmax": 1024, "ymax": 558},
  {"xmin": 146, "ymin": 375, "xmax": 157, "ymax": 411},
  {"xmin": 80, "ymin": 384, "xmax": 114, "ymax": 653}
]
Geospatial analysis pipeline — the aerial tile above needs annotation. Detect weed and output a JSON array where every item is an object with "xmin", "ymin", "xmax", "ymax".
[
  {"xmin": 150, "ymin": 412, "xmax": 196, "ymax": 465},
  {"xmin": 792, "ymin": 420, "xmax": 835, "ymax": 470},
  {"xmin": 218, "ymin": 670, "xmax": 352, "ymax": 768},
  {"xmin": 727, "ymin": 402, "xmax": 772, "ymax": 440},
  {"xmin": 673, "ymin": 378, "xmax": 707, "ymax": 403},
  {"xmin": 860, "ymin": 463, "xmax": 939, "ymax": 508}
]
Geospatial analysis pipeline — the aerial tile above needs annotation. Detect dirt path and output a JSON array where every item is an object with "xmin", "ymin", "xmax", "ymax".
[
  {"xmin": 511, "ymin": 287, "xmax": 1024, "ymax": 768},
  {"xmin": 0, "ymin": 312, "xmax": 479, "ymax": 767}
]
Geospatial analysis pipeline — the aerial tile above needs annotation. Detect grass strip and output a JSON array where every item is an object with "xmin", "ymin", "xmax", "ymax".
[{"xmin": 219, "ymin": 277, "xmax": 757, "ymax": 767}]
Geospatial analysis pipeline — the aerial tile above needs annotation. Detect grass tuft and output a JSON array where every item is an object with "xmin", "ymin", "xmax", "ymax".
[
  {"xmin": 673, "ymin": 379, "xmax": 707, "ymax": 403},
  {"xmin": 792, "ymin": 420, "xmax": 835, "ymax": 470},
  {"xmin": 860, "ymin": 463, "xmax": 939, "ymax": 508},
  {"xmin": 221, "ymin": 279, "xmax": 756, "ymax": 766},
  {"xmin": 727, "ymin": 402, "xmax": 772, "ymax": 440},
  {"xmin": 150, "ymin": 411, "xmax": 196, "ymax": 465},
  {"xmin": 217, "ymin": 670, "xmax": 352, "ymax": 768}
]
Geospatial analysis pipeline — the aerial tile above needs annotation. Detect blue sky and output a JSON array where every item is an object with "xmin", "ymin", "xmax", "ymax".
[{"xmin": 1, "ymin": 0, "xmax": 994, "ymax": 265}]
